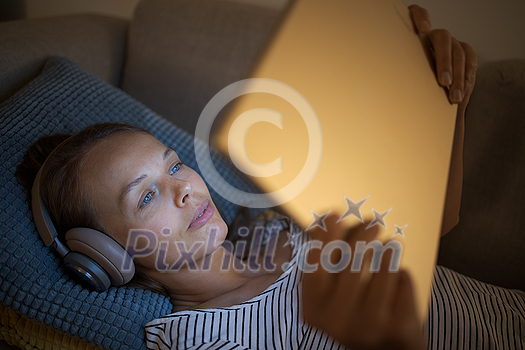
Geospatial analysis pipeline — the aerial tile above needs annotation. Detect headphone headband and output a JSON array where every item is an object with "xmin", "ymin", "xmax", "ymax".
[
  {"xmin": 31, "ymin": 137, "xmax": 73, "ymax": 246},
  {"xmin": 32, "ymin": 165, "xmax": 58, "ymax": 246}
]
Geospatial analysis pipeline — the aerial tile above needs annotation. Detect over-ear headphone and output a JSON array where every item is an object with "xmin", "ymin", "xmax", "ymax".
[{"xmin": 31, "ymin": 142, "xmax": 135, "ymax": 292}]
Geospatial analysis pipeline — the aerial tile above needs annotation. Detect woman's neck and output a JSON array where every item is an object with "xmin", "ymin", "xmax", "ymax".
[
  {"xmin": 149, "ymin": 230, "xmax": 293, "ymax": 313},
  {"xmin": 170, "ymin": 269, "xmax": 281, "ymax": 312}
]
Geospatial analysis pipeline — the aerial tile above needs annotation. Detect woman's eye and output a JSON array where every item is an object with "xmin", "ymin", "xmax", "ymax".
[
  {"xmin": 170, "ymin": 162, "xmax": 183, "ymax": 175},
  {"xmin": 140, "ymin": 191, "xmax": 155, "ymax": 208}
]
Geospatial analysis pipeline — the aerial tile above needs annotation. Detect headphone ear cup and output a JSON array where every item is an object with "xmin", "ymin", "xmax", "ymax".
[
  {"xmin": 65, "ymin": 228, "xmax": 135, "ymax": 286},
  {"xmin": 63, "ymin": 252, "xmax": 111, "ymax": 292}
]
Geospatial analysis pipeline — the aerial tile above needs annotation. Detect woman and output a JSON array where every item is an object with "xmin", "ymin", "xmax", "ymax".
[
  {"xmin": 15, "ymin": 5, "xmax": 525, "ymax": 350},
  {"xmin": 15, "ymin": 124, "xmax": 431, "ymax": 350}
]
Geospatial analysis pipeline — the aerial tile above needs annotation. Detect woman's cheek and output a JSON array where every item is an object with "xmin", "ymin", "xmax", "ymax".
[
  {"xmin": 129, "ymin": 225, "xmax": 227, "ymax": 271},
  {"xmin": 203, "ymin": 221, "xmax": 228, "ymax": 256},
  {"xmin": 137, "ymin": 239, "xmax": 189, "ymax": 272}
]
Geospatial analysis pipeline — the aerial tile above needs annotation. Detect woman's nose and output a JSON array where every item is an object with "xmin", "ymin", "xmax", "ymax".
[{"xmin": 169, "ymin": 177, "xmax": 192, "ymax": 207}]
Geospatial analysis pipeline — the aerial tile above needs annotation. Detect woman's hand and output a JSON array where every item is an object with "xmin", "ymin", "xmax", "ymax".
[
  {"xmin": 409, "ymin": 4, "xmax": 478, "ymax": 114},
  {"xmin": 408, "ymin": 5, "xmax": 478, "ymax": 236},
  {"xmin": 302, "ymin": 215, "xmax": 426, "ymax": 350}
]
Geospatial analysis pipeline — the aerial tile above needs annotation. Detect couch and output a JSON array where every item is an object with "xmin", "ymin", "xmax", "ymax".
[{"xmin": 1, "ymin": 0, "xmax": 524, "ymax": 349}]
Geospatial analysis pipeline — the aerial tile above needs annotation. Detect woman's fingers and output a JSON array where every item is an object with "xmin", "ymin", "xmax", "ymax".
[
  {"xmin": 299, "ymin": 217, "xmax": 340, "ymax": 300},
  {"xmin": 459, "ymin": 41, "xmax": 478, "ymax": 106},
  {"xmin": 428, "ymin": 29, "xmax": 454, "ymax": 88},
  {"xmin": 303, "ymin": 214, "xmax": 360, "ymax": 328},
  {"xmin": 392, "ymin": 270, "xmax": 419, "ymax": 320},
  {"xmin": 409, "ymin": 4, "xmax": 453, "ymax": 88},
  {"xmin": 361, "ymin": 249, "xmax": 398, "ymax": 321},
  {"xmin": 410, "ymin": 4, "xmax": 478, "ymax": 106},
  {"xmin": 408, "ymin": 4, "xmax": 431, "ymax": 34},
  {"xmin": 450, "ymin": 38, "xmax": 466, "ymax": 103},
  {"xmin": 462, "ymin": 41, "xmax": 478, "ymax": 85},
  {"xmin": 429, "ymin": 30, "xmax": 474, "ymax": 105},
  {"xmin": 333, "ymin": 241, "xmax": 374, "ymax": 309},
  {"xmin": 390, "ymin": 270, "xmax": 426, "ymax": 350},
  {"xmin": 303, "ymin": 213, "xmax": 351, "ymax": 318},
  {"xmin": 333, "ymin": 223, "xmax": 381, "ymax": 313}
]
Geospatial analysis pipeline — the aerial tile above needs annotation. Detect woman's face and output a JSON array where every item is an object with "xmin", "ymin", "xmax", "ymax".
[{"xmin": 81, "ymin": 132, "xmax": 228, "ymax": 271}]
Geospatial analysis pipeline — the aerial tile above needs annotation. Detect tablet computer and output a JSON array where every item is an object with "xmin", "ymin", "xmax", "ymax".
[{"xmin": 206, "ymin": 0, "xmax": 457, "ymax": 319}]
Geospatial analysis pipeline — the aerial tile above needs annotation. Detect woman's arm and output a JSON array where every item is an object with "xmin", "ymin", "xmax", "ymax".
[
  {"xmin": 409, "ymin": 5, "xmax": 478, "ymax": 236},
  {"xmin": 441, "ymin": 110, "xmax": 465, "ymax": 236}
]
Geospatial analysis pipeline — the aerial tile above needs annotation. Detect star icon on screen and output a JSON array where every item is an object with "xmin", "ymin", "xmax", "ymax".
[
  {"xmin": 337, "ymin": 194, "xmax": 371, "ymax": 223},
  {"xmin": 366, "ymin": 208, "xmax": 392, "ymax": 230},
  {"xmin": 391, "ymin": 224, "xmax": 408, "ymax": 238},
  {"xmin": 306, "ymin": 209, "xmax": 332, "ymax": 232}
]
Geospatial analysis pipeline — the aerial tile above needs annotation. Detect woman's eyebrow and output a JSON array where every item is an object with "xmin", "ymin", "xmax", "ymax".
[
  {"xmin": 119, "ymin": 146, "xmax": 175, "ymax": 205},
  {"xmin": 163, "ymin": 146, "xmax": 174, "ymax": 160},
  {"xmin": 119, "ymin": 174, "xmax": 148, "ymax": 205}
]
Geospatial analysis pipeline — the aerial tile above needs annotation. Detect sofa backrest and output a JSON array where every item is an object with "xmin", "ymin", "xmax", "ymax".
[
  {"xmin": 0, "ymin": 14, "xmax": 128, "ymax": 104},
  {"xmin": 121, "ymin": 0, "xmax": 281, "ymax": 135}
]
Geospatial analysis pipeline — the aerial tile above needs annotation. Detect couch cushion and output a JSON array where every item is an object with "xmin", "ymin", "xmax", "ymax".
[
  {"xmin": 438, "ymin": 59, "xmax": 525, "ymax": 291},
  {"xmin": 0, "ymin": 56, "xmax": 261, "ymax": 350},
  {"xmin": 122, "ymin": 0, "xmax": 281, "ymax": 134},
  {"xmin": 0, "ymin": 14, "xmax": 128, "ymax": 104}
]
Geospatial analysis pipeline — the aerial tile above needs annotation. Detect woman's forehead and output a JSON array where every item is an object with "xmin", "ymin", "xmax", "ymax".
[
  {"xmin": 83, "ymin": 133, "xmax": 175, "ymax": 182},
  {"xmin": 94, "ymin": 132, "xmax": 169, "ymax": 158}
]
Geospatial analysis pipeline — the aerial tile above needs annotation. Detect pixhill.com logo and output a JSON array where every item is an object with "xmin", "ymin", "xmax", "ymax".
[
  {"xmin": 299, "ymin": 194, "xmax": 407, "ymax": 274},
  {"xmin": 121, "ymin": 194, "xmax": 406, "ymax": 275}
]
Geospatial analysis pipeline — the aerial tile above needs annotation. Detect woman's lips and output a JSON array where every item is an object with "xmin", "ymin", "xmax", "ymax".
[{"xmin": 188, "ymin": 200, "xmax": 214, "ymax": 229}]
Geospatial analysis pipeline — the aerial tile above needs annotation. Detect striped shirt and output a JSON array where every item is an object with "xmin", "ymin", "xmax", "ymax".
[
  {"xmin": 426, "ymin": 266, "xmax": 525, "ymax": 349},
  {"xmin": 145, "ymin": 230, "xmax": 525, "ymax": 349}
]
